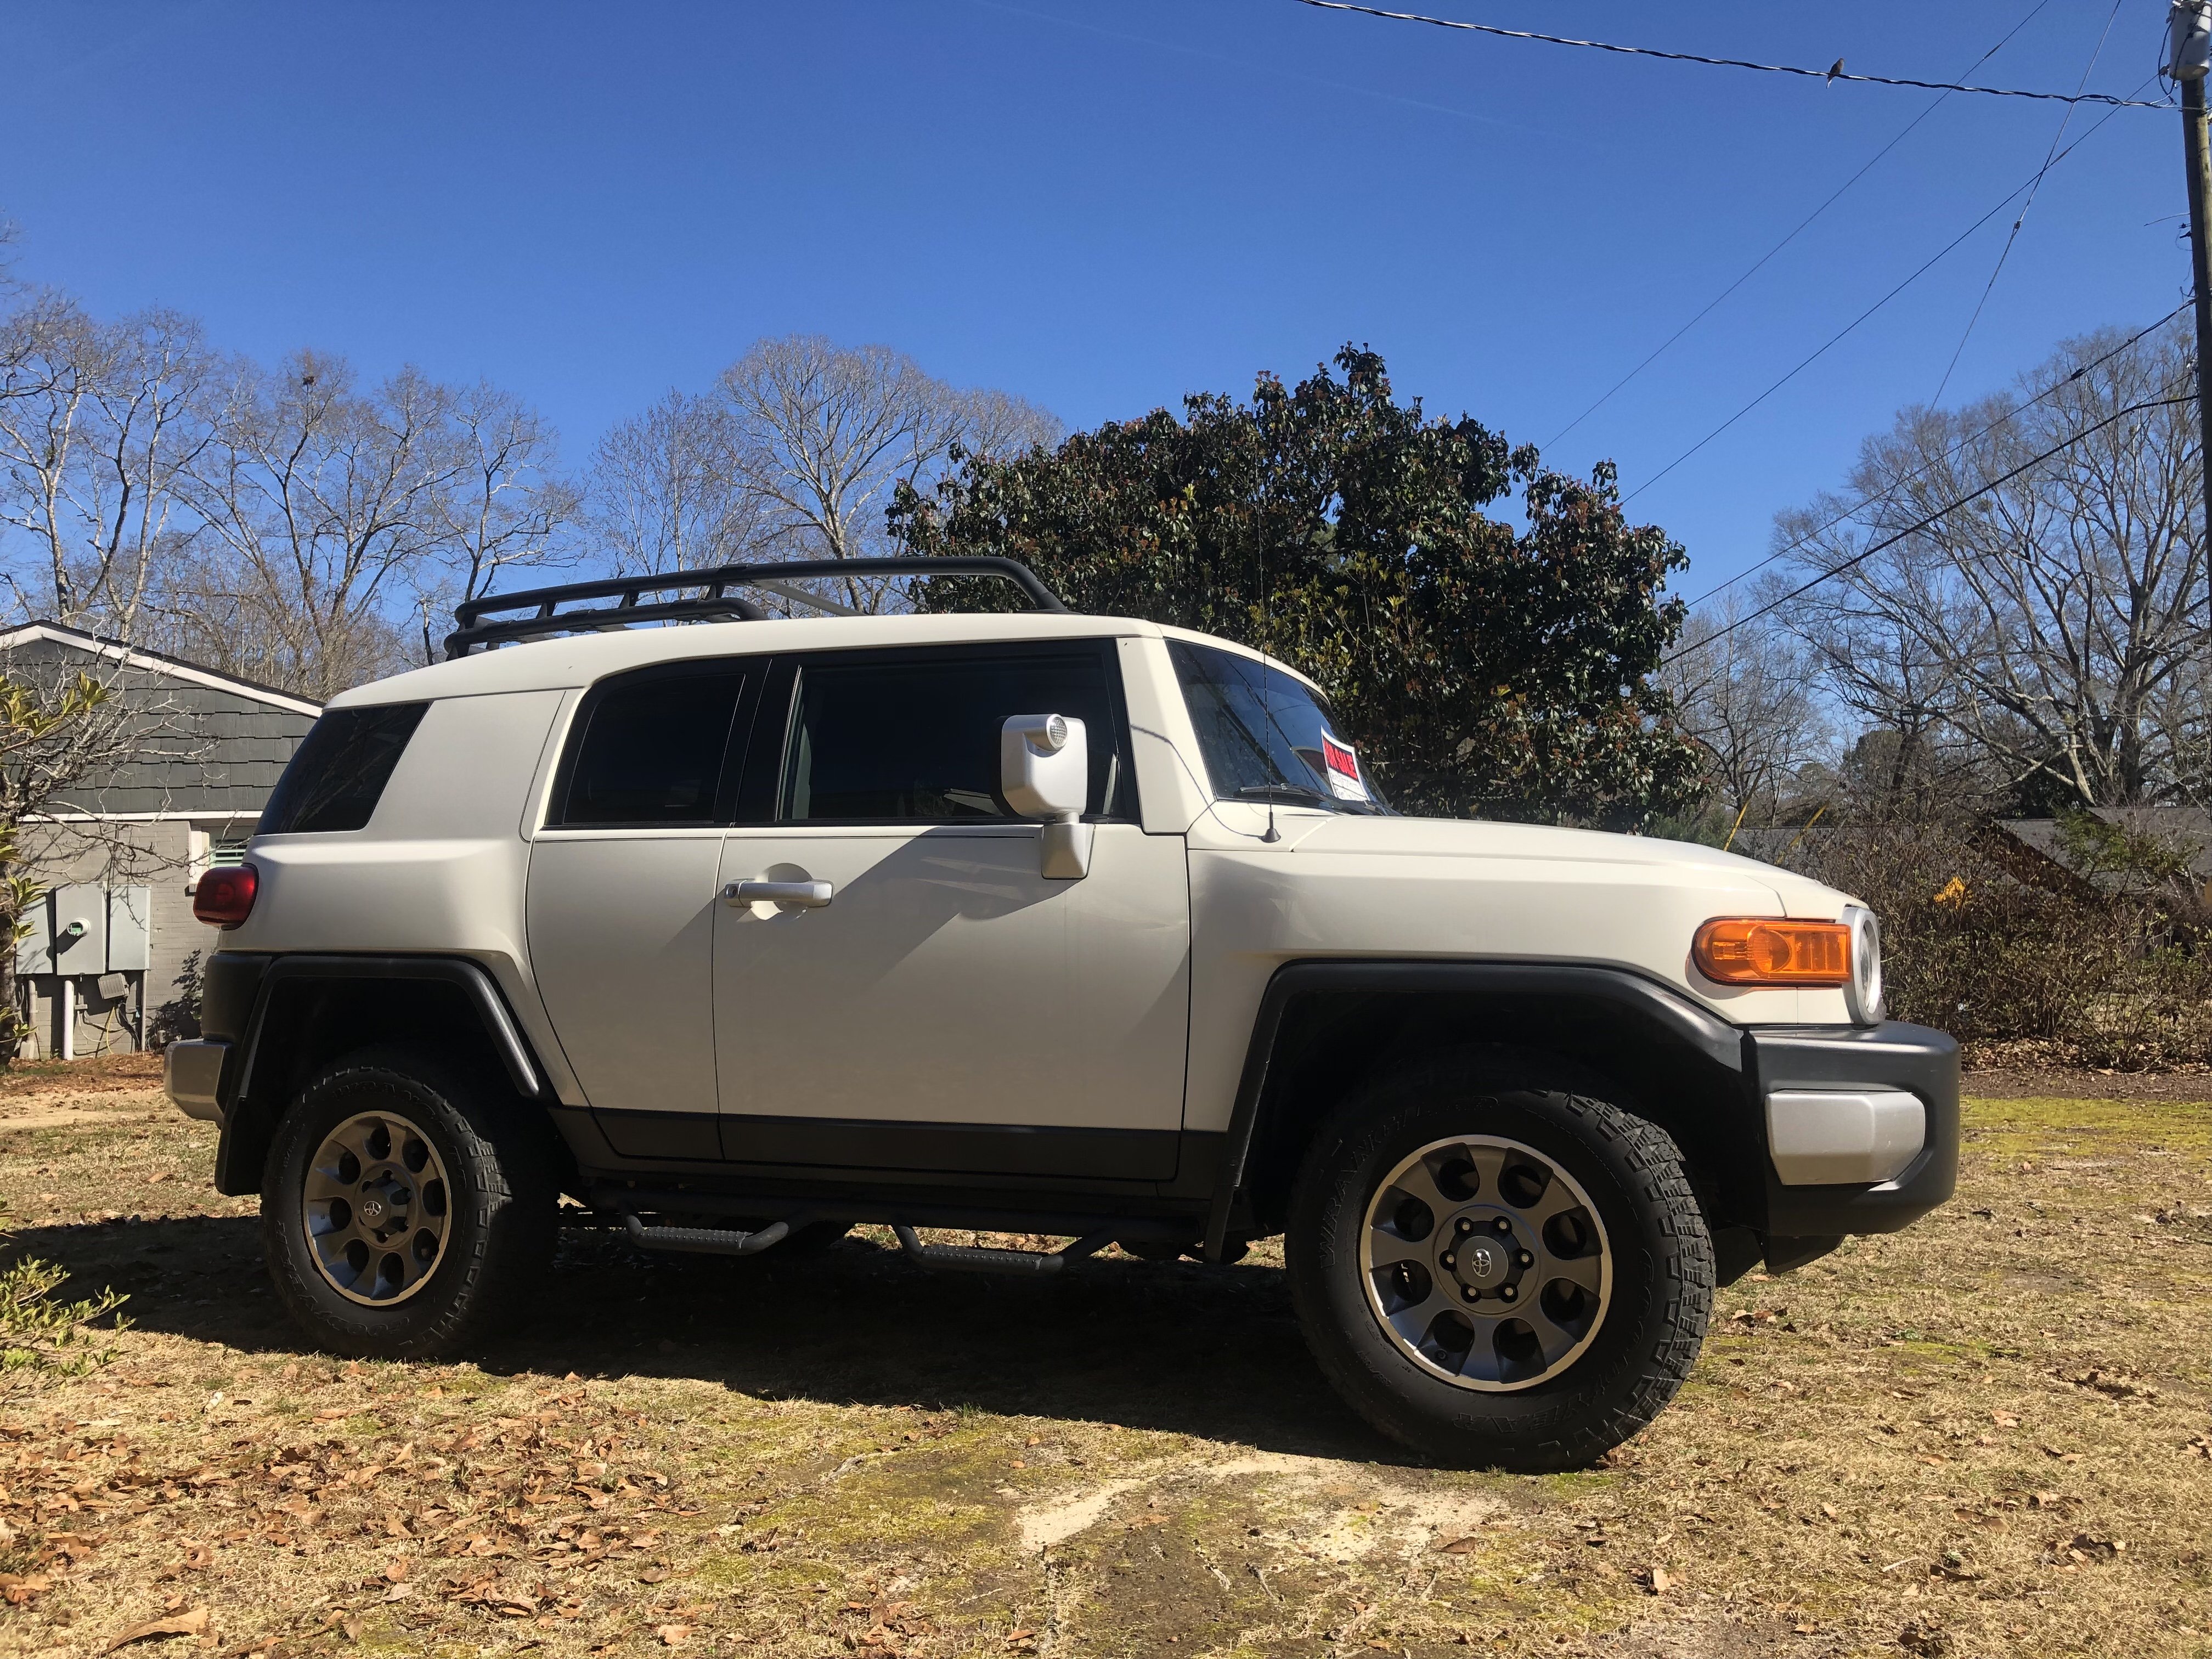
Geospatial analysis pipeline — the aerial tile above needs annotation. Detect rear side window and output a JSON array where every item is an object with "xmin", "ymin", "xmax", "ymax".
[
  {"xmin": 781, "ymin": 649, "xmax": 1131, "ymax": 823},
  {"xmin": 551, "ymin": 665, "xmax": 749, "ymax": 827},
  {"xmin": 258, "ymin": 703, "xmax": 430, "ymax": 834}
]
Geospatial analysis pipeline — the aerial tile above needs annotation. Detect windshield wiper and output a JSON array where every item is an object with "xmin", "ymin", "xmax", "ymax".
[{"xmin": 1236, "ymin": 783, "xmax": 1334, "ymax": 808}]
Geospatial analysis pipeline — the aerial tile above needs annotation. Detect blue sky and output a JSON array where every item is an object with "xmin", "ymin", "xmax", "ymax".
[{"xmin": 0, "ymin": 1, "xmax": 2187, "ymax": 602}]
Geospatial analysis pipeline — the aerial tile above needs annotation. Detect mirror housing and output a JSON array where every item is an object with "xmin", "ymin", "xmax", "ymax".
[{"xmin": 1001, "ymin": 713, "xmax": 1092, "ymax": 879}]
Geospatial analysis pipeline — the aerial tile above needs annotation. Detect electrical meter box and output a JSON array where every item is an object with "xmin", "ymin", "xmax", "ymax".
[
  {"xmin": 15, "ymin": 885, "xmax": 153, "ymax": 977},
  {"xmin": 106, "ymin": 886, "xmax": 151, "ymax": 973},
  {"xmin": 42, "ymin": 885, "xmax": 106, "ymax": 977}
]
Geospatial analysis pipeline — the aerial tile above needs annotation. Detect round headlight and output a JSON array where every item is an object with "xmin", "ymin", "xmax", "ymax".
[{"xmin": 1842, "ymin": 904, "xmax": 1883, "ymax": 1025}]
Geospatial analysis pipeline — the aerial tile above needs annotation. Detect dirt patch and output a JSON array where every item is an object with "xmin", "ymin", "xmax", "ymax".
[
  {"xmin": 1966, "ymin": 1065, "xmax": 2212, "ymax": 1102},
  {"xmin": 0, "ymin": 1060, "xmax": 2201, "ymax": 1658}
]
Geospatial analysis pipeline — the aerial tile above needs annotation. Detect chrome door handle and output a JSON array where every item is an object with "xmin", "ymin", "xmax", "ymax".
[{"xmin": 725, "ymin": 879, "xmax": 833, "ymax": 909}]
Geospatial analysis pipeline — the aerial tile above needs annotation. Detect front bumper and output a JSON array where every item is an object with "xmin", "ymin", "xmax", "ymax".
[
  {"xmin": 162, "ymin": 1039, "xmax": 231, "ymax": 1124},
  {"xmin": 1747, "ymin": 1021, "xmax": 1959, "ymax": 1238}
]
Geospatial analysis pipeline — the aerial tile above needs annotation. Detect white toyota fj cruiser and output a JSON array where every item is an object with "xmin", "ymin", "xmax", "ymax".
[{"xmin": 164, "ymin": 556, "xmax": 1956, "ymax": 1470}]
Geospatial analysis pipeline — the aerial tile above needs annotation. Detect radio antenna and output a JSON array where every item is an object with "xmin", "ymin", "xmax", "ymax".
[{"xmin": 1260, "ymin": 534, "xmax": 1280, "ymax": 843}]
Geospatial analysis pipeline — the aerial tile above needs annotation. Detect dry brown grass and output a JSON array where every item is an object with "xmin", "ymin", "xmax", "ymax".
[{"xmin": 0, "ymin": 1065, "xmax": 2201, "ymax": 1659}]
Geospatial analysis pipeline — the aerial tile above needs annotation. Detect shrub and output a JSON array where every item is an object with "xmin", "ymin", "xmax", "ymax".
[
  {"xmin": 0, "ymin": 1207, "xmax": 127, "ymax": 1374},
  {"xmin": 147, "ymin": 950, "xmax": 203, "ymax": 1049},
  {"xmin": 1770, "ymin": 823, "xmax": 2212, "ymax": 1069}
]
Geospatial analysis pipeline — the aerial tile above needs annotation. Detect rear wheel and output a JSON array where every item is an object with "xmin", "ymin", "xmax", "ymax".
[
  {"xmin": 262, "ymin": 1049, "xmax": 557, "ymax": 1359},
  {"xmin": 1287, "ymin": 1051, "xmax": 1713, "ymax": 1470}
]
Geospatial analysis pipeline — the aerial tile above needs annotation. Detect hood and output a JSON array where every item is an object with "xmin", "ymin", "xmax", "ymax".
[{"xmin": 1269, "ymin": 812, "xmax": 1854, "ymax": 919}]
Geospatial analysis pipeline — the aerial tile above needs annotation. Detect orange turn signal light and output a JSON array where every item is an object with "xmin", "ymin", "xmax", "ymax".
[{"xmin": 1692, "ymin": 917, "xmax": 1850, "ymax": 986}]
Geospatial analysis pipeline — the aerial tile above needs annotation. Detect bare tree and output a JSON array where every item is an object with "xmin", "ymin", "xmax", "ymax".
[
  {"xmin": 1775, "ymin": 322, "xmax": 2206, "ymax": 809},
  {"xmin": 0, "ymin": 300, "xmax": 215, "ymax": 640},
  {"xmin": 1662, "ymin": 594, "xmax": 1827, "ymax": 832},
  {"xmin": 179, "ymin": 354, "xmax": 471, "ymax": 696},
  {"xmin": 586, "ymin": 391, "xmax": 765, "ymax": 577},
  {"xmin": 716, "ymin": 336, "xmax": 1060, "ymax": 609},
  {"xmin": 439, "ymin": 380, "xmax": 578, "ymax": 605}
]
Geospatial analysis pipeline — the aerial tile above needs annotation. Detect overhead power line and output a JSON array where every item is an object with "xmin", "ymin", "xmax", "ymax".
[
  {"xmin": 1929, "ymin": 0, "xmax": 2128, "ymax": 406},
  {"xmin": 1677, "ymin": 304, "xmax": 2189, "ymax": 612},
  {"xmin": 1623, "ymin": 84, "xmax": 2145, "ymax": 505},
  {"xmin": 1662, "ymin": 390, "xmax": 2197, "ymax": 664},
  {"xmin": 1290, "ymin": 0, "xmax": 2174, "ymax": 107},
  {"xmin": 1545, "ymin": 0, "xmax": 2058, "ymax": 449}
]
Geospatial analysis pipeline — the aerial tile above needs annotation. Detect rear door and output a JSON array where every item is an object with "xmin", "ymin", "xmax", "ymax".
[
  {"xmin": 527, "ymin": 659, "xmax": 755, "ymax": 1160},
  {"xmin": 713, "ymin": 642, "xmax": 1191, "ymax": 1180}
]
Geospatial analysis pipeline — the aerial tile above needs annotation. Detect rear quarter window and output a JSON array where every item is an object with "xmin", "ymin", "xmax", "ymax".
[
  {"xmin": 548, "ymin": 663, "xmax": 751, "ymax": 828},
  {"xmin": 258, "ymin": 703, "xmax": 431, "ymax": 834}
]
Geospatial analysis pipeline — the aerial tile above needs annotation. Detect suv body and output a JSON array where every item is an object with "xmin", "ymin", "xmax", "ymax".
[{"xmin": 165, "ymin": 584, "xmax": 1956, "ymax": 1468}]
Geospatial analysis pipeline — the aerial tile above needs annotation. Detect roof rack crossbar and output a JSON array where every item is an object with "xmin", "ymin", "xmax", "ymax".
[{"xmin": 444, "ymin": 556, "xmax": 1065, "ymax": 658}]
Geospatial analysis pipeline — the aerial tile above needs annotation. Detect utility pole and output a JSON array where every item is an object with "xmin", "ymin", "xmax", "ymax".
[{"xmin": 2169, "ymin": 1, "xmax": 2212, "ymax": 552}]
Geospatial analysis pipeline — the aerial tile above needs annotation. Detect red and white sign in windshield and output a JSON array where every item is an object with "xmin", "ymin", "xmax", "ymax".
[{"xmin": 1319, "ymin": 731, "xmax": 1370, "ymax": 803}]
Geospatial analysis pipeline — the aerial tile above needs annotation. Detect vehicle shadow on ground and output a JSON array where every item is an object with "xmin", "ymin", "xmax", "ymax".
[{"xmin": 10, "ymin": 1217, "xmax": 1404, "ymax": 1464}]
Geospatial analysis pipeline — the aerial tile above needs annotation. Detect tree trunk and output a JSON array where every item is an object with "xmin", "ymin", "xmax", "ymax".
[{"xmin": 0, "ymin": 877, "xmax": 23, "ymax": 1067}]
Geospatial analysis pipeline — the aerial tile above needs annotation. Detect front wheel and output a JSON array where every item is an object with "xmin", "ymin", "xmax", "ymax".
[
  {"xmin": 1286, "ymin": 1052, "xmax": 1713, "ymax": 1471},
  {"xmin": 261, "ymin": 1049, "xmax": 557, "ymax": 1360}
]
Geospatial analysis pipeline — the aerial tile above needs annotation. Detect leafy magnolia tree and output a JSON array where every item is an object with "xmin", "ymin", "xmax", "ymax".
[{"xmin": 892, "ymin": 346, "xmax": 1700, "ymax": 826}]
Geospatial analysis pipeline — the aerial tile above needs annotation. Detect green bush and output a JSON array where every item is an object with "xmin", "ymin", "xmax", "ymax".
[{"xmin": 0, "ymin": 1209, "xmax": 127, "ymax": 1373}]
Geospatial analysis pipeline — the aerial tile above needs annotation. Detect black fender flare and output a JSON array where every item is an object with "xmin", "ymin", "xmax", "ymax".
[
  {"xmin": 1199, "ymin": 960, "xmax": 1748, "ymax": 1261},
  {"xmin": 213, "ymin": 953, "xmax": 545, "ymax": 1194}
]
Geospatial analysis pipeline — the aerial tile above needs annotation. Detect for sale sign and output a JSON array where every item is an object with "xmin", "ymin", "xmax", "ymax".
[{"xmin": 1319, "ymin": 731, "xmax": 1370, "ymax": 803}]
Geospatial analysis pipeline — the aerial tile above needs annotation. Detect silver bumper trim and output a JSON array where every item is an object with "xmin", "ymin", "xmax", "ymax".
[
  {"xmin": 1765, "ymin": 1088, "xmax": 1925, "ymax": 1185},
  {"xmin": 163, "ymin": 1039, "xmax": 230, "ymax": 1124}
]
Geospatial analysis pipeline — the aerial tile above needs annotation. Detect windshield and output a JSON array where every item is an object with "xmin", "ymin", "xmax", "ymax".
[{"xmin": 1169, "ymin": 640, "xmax": 1388, "ymax": 814}]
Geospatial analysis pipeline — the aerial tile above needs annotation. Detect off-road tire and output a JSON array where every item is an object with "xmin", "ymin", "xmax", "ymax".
[
  {"xmin": 262, "ymin": 1048, "xmax": 558, "ymax": 1359},
  {"xmin": 1286, "ymin": 1048, "xmax": 1713, "ymax": 1471}
]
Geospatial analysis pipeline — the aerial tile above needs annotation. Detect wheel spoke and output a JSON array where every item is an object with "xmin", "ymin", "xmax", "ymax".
[
  {"xmin": 1520, "ymin": 1302, "xmax": 1585, "ymax": 1368},
  {"xmin": 1462, "ymin": 1143, "xmax": 1509, "ymax": 1203},
  {"xmin": 1543, "ymin": 1247, "xmax": 1604, "ymax": 1296},
  {"xmin": 1367, "ymin": 1234, "xmax": 1428, "ymax": 1273},
  {"xmin": 1383, "ymin": 1292, "xmax": 1449, "ymax": 1347},
  {"xmin": 1454, "ymin": 1328, "xmax": 1507, "ymax": 1386},
  {"xmin": 1383, "ymin": 1157, "xmax": 1452, "ymax": 1227}
]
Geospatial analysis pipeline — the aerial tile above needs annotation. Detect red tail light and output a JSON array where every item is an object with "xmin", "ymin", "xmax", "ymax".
[{"xmin": 194, "ymin": 862, "xmax": 259, "ymax": 928}]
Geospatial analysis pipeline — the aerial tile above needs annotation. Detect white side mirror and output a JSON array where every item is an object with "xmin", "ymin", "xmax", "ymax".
[{"xmin": 1001, "ymin": 713, "xmax": 1093, "ymax": 879}]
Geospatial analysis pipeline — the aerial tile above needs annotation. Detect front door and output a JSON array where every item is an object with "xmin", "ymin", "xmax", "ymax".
[{"xmin": 714, "ymin": 643, "xmax": 1190, "ymax": 1181}]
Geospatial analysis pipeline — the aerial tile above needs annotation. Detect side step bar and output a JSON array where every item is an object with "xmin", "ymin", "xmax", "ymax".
[
  {"xmin": 893, "ymin": 1223, "xmax": 1115, "ymax": 1276},
  {"xmin": 621, "ymin": 1214, "xmax": 794, "ymax": 1257}
]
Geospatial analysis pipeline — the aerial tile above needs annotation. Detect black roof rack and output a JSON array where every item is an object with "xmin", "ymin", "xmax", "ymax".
[{"xmin": 443, "ymin": 556, "xmax": 1068, "ymax": 659}]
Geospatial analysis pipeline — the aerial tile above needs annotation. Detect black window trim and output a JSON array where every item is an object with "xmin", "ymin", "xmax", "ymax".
[
  {"xmin": 541, "ymin": 656, "xmax": 764, "ymax": 833},
  {"xmin": 740, "ymin": 639, "xmax": 1142, "ymax": 830}
]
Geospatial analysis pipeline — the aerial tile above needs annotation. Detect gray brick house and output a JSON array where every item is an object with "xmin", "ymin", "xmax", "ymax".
[{"xmin": 4, "ymin": 622, "xmax": 321, "ymax": 1057}]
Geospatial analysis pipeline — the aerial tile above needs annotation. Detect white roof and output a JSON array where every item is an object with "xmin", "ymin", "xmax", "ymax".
[{"xmin": 331, "ymin": 612, "xmax": 1322, "ymax": 707}]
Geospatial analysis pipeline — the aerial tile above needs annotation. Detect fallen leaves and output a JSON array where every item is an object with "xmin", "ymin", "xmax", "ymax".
[
  {"xmin": 0, "ymin": 1571, "xmax": 50, "ymax": 1605},
  {"xmin": 104, "ymin": 1605, "xmax": 210, "ymax": 1652},
  {"xmin": 2056, "ymin": 1532, "xmax": 2126, "ymax": 1564},
  {"xmin": 655, "ymin": 1625, "xmax": 692, "ymax": 1646},
  {"xmin": 2066, "ymin": 1368, "xmax": 2159, "ymax": 1402},
  {"xmin": 1643, "ymin": 1566, "xmax": 1672, "ymax": 1594}
]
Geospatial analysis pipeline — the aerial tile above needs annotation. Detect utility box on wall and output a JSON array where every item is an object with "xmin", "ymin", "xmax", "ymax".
[
  {"xmin": 18, "ymin": 885, "xmax": 153, "ymax": 975},
  {"xmin": 41, "ymin": 885, "xmax": 108, "ymax": 976},
  {"xmin": 15, "ymin": 885, "xmax": 157, "ymax": 1059},
  {"xmin": 106, "ymin": 887, "xmax": 150, "ymax": 972}
]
